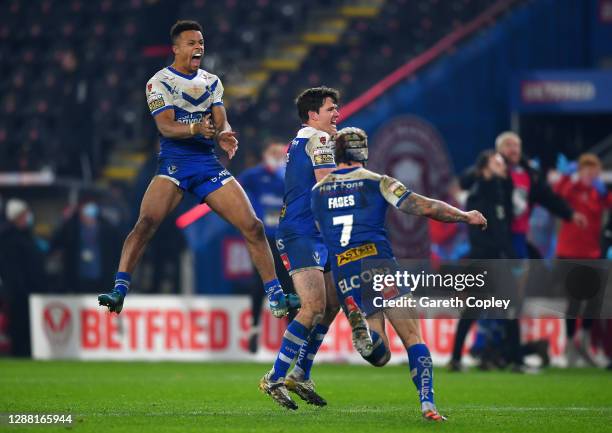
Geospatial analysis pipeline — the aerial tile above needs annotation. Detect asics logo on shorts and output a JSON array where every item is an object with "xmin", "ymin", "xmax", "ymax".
[{"xmin": 210, "ymin": 168, "xmax": 231, "ymax": 183}]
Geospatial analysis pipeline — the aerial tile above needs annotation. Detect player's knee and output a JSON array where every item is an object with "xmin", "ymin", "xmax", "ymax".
[
  {"xmin": 242, "ymin": 216, "xmax": 265, "ymax": 242},
  {"xmin": 134, "ymin": 215, "xmax": 159, "ymax": 240},
  {"xmin": 309, "ymin": 300, "xmax": 326, "ymax": 320},
  {"xmin": 324, "ymin": 302, "xmax": 340, "ymax": 322},
  {"xmin": 301, "ymin": 301, "xmax": 325, "ymax": 326},
  {"xmin": 311, "ymin": 312, "xmax": 324, "ymax": 328},
  {"xmin": 296, "ymin": 308, "xmax": 324, "ymax": 329}
]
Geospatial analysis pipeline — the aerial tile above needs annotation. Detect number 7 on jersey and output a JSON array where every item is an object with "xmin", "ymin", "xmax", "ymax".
[{"xmin": 333, "ymin": 214, "xmax": 354, "ymax": 247}]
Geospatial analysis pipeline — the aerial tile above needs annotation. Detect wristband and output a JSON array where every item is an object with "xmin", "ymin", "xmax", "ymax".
[{"xmin": 189, "ymin": 123, "xmax": 196, "ymax": 136}]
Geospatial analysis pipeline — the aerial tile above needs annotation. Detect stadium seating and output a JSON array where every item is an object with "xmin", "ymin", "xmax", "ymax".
[
  {"xmin": 230, "ymin": 0, "xmax": 501, "ymax": 150},
  {"xmin": 0, "ymin": 0, "xmax": 145, "ymax": 177},
  {"xmin": 0, "ymin": 0, "xmax": 501, "ymax": 178}
]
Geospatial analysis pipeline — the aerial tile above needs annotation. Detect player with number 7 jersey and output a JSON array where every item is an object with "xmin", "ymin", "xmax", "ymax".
[{"xmin": 311, "ymin": 127, "xmax": 487, "ymax": 422}]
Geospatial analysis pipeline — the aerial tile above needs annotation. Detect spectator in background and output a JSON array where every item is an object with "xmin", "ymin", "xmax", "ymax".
[
  {"xmin": 239, "ymin": 140, "xmax": 295, "ymax": 353},
  {"xmin": 450, "ymin": 151, "xmax": 515, "ymax": 371},
  {"xmin": 495, "ymin": 132, "xmax": 587, "ymax": 257},
  {"xmin": 461, "ymin": 132, "xmax": 586, "ymax": 258},
  {"xmin": 56, "ymin": 49, "xmax": 91, "ymax": 177},
  {"xmin": 0, "ymin": 199, "xmax": 47, "ymax": 357},
  {"xmin": 50, "ymin": 200, "xmax": 121, "ymax": 294},
  {"xmin": 465, "ymin": 151, "xmax": 515, "ymax": 260},
  {"xmin": 552, "ymin": 153, "xmax": 612, "ymax": 366},
  {"xmin": 451, "ymin": 151, "xmax": 549, "ymax": 371}
]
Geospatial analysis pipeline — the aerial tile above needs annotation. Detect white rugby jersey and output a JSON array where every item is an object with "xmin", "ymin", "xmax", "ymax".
[{"xmin": 146, "ymin": 66, "xmax": 224, "ymax": 158}]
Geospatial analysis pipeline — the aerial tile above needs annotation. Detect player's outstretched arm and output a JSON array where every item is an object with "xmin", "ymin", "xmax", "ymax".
[
  {"xmin": 154, "ymin": 110, "xmax": 215, "ymax": 139},
  {"xmin": 399, "ymin": 193, "xmax": 487, "ymax": 229},
  {"xmin": 212, "ymin": 105, "xmax": 238, "ymax": 159}
]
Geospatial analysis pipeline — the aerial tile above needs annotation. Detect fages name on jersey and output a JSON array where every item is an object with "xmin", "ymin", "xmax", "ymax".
[{"xmin": 311, "ymin": 166, "xmax": 412, "ymax": 255}]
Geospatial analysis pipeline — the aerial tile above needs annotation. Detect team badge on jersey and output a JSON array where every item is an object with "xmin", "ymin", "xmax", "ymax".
[
  {"xmin": 314, "ymin": 154, "xmax": 334, "ymax": 165},
  {"xmin": 391, "ymin": 183, "xmax": 408, "ymax": 198},
  {"xmin": 336, "ymin": 243, "xmax": 378, "ymax": 266},
  {"xmin": 148, "ymin": 94, "xmax": 165, "ymax": 113}
]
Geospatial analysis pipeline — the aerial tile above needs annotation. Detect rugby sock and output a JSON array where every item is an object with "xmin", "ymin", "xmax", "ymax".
[
  {"xmin": 407, "ymin": 343, "xmax": 435, "ymax": 410},
  {"xmin": 264, "ymin": 278, "xmax": 281, "ymax": 292},
  {"xmin": 114, "ymin": 272, "xmax": 131, "ymax": 296},
  {"xmin": 363, "ymin": 330, "xmax": 389, "ymax": 366},
  {"xmin": 293, "ymin": 323, "xmax": 329, "ymax": 380},
  {"xmin": 270, "ymin": 320, "xmax": 309, "ymax": 381}
]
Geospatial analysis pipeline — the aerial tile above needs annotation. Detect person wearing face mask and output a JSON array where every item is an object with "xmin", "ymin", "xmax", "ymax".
[
  {"xmin": 50, "ymin": 199, "xmax": 121, "ymax": 294},
  {"xmin": 454, "ymin": 151, "xmax": 550, "ymax": 372},
  {"xmin": 450, "ymin": 151, "xmax": 515, "ymax": 371},
  {"xmin": 0, "ymin": 198, "xmax": 46, "ymax": 357},
  {"xmin": 238, "ymin": 140, "xmax": 296, "ymax": 353},
  {"xmin": 460, "ymin": 132, "xmax": 586, "ymax": 259},
  {"xmin": 465, "ymin": 151, "xmax": 515, "ymax": 260},
  {"xmin": 552, "ymin": 153, "xmax": 612, "ymax": 366}
]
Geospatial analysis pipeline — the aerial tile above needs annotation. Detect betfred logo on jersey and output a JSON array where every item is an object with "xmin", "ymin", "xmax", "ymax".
[{"xmin": 337, "ymin": 243, "xmax": 378, "ymax": 266}]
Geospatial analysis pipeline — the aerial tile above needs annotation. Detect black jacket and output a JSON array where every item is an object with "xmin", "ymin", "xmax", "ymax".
[
  {"xmin": 467, "ymin": 176, "xmax": 516, "ymax": 259},
  {"xmin": 0, "ymin": 223, "xmax": 47, "ymax": 297},
  {"xmin": 460, "ymin": 157, "xmax": 573, "ymax": 221}
]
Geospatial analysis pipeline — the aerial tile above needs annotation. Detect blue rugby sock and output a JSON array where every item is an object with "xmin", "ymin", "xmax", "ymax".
[
  {"xmin": 407, "ymin": 343, "xmax": 435, "ymax": 410},
  {"xmin": 363, "ymin": 330, "xmax": 389, "ymax": 366},
  {"xmin": 270, "ymin": 320, "xmax": 309, "ymax": 381},
  {"xmin": 114, "ymin": 272, "xmax": 131, "ymax": 297},
  {"xmin": 263, "ymin": 278, "xmax": 281, "ymax": 293},
  {"xmin": 292, "ymin": 323, "xmax": 328, "ymax": 380}
]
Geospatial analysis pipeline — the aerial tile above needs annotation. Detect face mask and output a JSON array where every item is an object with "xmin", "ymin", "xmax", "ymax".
[
  {"xmin": 265, "ymin": 156, "xmax": 286, "ymax": 177},
  {"xmin": 82, "ymin": 203, "xmax": 99, "ymax": 219}
]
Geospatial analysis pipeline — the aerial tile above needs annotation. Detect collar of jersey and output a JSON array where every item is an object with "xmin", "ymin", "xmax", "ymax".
[
  {"xmin": 333, "ymin": 167, "xmax": 360, "ymax": 175},
  {"xmin": 167, "ymin": 66, "xmax": 197, "ymax": 80}
]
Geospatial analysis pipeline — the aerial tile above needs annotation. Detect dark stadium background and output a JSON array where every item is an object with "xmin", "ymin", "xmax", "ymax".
[{"xmin": 0, "ymin": 0, "xmax": 611, "ymax": 367}]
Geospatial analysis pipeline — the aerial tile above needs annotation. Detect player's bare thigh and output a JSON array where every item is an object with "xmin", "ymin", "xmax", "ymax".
[
  {"xmin": 205, "ymin": 178, "xmax": 258, "ymax": 228},
  {"xmin": 139, "ymin": 175, "xmax": 184, "ymax": 223},
  {"xmin": 384, "ymin": 299, "xmax": 424, "ymax": 348},
  {"xmin": 292, "ymin": 269, "xmax": 326, "ymax": 324}
]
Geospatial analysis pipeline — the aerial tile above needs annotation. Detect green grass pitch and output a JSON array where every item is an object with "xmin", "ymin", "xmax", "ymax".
[{"xmin": 1, "ymin": 360, "xmax": 611, "ymax": 432}]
